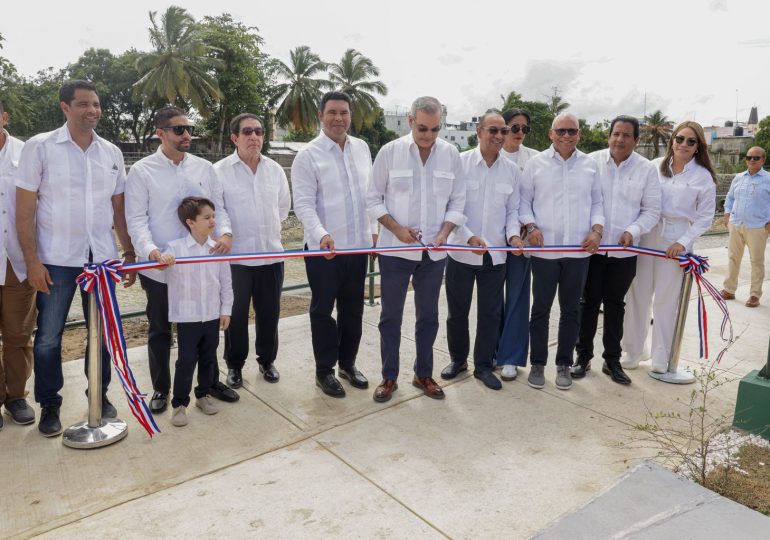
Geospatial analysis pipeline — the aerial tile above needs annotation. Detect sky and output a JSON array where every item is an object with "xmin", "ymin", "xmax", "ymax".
[{"xmin": 2, "ymin": 0, "xmax": 769, "ymax": 127}]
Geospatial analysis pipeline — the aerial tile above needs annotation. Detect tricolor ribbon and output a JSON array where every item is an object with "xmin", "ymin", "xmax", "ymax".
[
  {"xmin": 77, "ymin": 260, "xmax": 160, "ymax": 437},
  {"xmin": 680, "ymin": 254, "xmax": 733, "ymax": 362}
]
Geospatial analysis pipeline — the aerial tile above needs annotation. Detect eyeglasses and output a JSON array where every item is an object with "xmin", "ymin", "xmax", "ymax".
[
  {"xmin": 162, "ymin": 125, "xmax": 194, "ymax": 136},
  {"xmin": 416, "ymin": 125, "xmax": 441, "ymax": 133},
  {"xmin": 745, "ymin": 155, "xmax": 763, "ymax": 162},
  {"xmin": 553, "ymin": 128, "xmax": 579, "ymax": 136},
  {"xmin": 482, "ymin": 127, "xmax": 510, "ymax": 136},
  {"xmin": 674, "ymin": 135, "xmax": 697, "ymax": 147},
  {"xmin": 508, "ymin": 124, "xmax": 531, "ymax": 134},
  {"xmin": 239, "ymin": 127, "xmax": 265, "ymax": 137}
]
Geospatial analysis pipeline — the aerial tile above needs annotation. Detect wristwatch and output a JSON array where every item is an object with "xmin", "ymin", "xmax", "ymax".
[
  {"xmin": 222, "ymin": 232, "xmax": 233, "ymax": 238},
  {"xmin": 526, "ymin": 224, "xmax": 537, "ymax": 234}
]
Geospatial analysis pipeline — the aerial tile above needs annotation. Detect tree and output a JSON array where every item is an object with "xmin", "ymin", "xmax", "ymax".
[
  {"xmin": 754, "ymin": 116, "xmax": 770, "ymax": 163},
  {"xmin": 546, "ymin": 86, "xmax": 570, "ymax": 116},
  {"xmin": 577, "ymin": 119, "xmax": 609, "ymax": 153},
  {"xmin": 199, "ymin": 14, "xmax": 273, "ymax": 153},
  {"xmin": 467, "ymin": 134, "xmax": 478, "ymax": 148},
  {"xmin": 133, "ymin": 5, "xmax": 223, "ymax": 116},
  {"xmin": 273, "ymin": 45, "xmax": 328, "ymax": 132},
  {"xmin": 499, "ymin": 90, "xmax": 554, "ymax": 151},
  {"xmin": 328, "ymin": 48, "xmax": 387, "ymax": 133},
  {"xmin": 641, "ymin": 110, "xmax": 671, "ymax": 158},
  {"xmin": 13, "ymin": 68, "xmax": 66, "ymax": 137},
  {"xmin": 0, "ymin": 35, "xmax": 32, "ymax": 132},
  {"xmin": 500, "ymin": 91, "xmax": 522, "ymax": 111},
  {"xmin": 356, "ymin": 107, "xmax": 398, "ymax": 157}
]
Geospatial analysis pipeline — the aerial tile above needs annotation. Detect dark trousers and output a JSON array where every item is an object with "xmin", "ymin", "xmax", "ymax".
[
  {"xmin": 139, "ymin": 274, "xmax": 172, "ymax": 394},
  {"xmin": 576, "ymin": 255, "xmax": 637, "ymax": 365},
  {"xmin": 530, "ymin": 257, "xmax": 590, "ymax": 367},
  {"xmin": 224, "ymin": 262, "xmax": 284, "ymax": 369},
  {"xmin": 496, "ymin": 253, "xmax": 532, "ymax": 367},
  {"xmin": 172, "ymin": 319, "xmax": 220, "ymax": 408},
  {"xmin": 446, "ymin": 254, "xmax": 506, "ymax": 373},
  {"xmin": 304, "ymin": 251, "xmax": 368, "ymax": 377},
  {"xmin": 378, "ymin": 252, "xmax": 446, "ymax": 380}
]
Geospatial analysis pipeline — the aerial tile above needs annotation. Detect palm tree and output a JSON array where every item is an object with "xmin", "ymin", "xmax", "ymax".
[
  {"xmin": 328, "ymin": 48, "xmax": 388, "ymax": 133},
  {"xmin": 547, "ymin": 87, "xmax": 570, "ymax": 116},
  {"xmin": 500, "ymin": 91, "xmax": 523, "ymax": 112},
  {"xmin": 273, "ymin": 46, "xmax": 329, "ymax": 132},
  {"xmin": 133, "ymin": 6, "xmax": 223, "ymax": 115},
  {"xmin": 642, "ymin": 110, "xmax": 671, "ymax": 158}
]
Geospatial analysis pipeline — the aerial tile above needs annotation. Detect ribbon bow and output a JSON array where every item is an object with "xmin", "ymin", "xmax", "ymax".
[
  {"xmin": 680, "ymin": 254, "xmax": 733, "ymax": 362},
  {"xmin": 77, "ymin": 260, "xmax": 160, "ymax": 437}
]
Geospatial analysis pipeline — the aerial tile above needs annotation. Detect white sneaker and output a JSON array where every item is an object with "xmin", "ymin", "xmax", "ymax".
[
  {"xmin": 171, "ymin": 406, "xmax": 188, "ymax": 427},
  {"xmin": 621, "ymin": 350, "xmax": 649, "ymax": 370},
  {"xmin": 650, "ymin": 364, "xmax": 668, "ymax": 374},
  {"xmin": 501, "ymin": 365, "xmax": 518, "ymax": 381},
  {"xmin": 195, "ymin": 395, "xmax": 219, "ymax": 415}
]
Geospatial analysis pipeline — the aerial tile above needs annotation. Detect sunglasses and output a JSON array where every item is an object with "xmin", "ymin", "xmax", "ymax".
[
  {"xmin": 416, "ymin": 125, "xmax": 441, "ymax": 133},
  {"xmin": 483, "ymin": 127, "xmax": 510, "ymax": 136},
  {"xmin": 239, "ymin": 127, "xmax": 265, "ymax": 137},
  {"xmin": 674, "ymin": 135, "xmax": 698, "ymax": 147},
  {"xmin": 553, "ymin": 128, "xmax": 579, "ymax": 136},
  {"xmin": 508, "ymin": 124, "xmax": 531, "ymax": 134},
  {"xmin": 162, "ymin": 125, "xmax": 194, "ymax": 136},
  {"xmin": 746, "ymin": 155, "xmax": 763, "ymax": 162}
]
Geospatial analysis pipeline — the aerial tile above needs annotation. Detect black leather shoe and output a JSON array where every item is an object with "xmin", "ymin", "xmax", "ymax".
[
  {"xmin": 603, "ymin": 361, "xmax": 632, "ymax": 385},
  {"xmin": 570, "ymin": 361, "xmax": 591, "ymax": 379},
  {"xmin": 338, "ymin": 366, "xmax": 369, "ymax": 389},
  {"xmin": 102, "ymin": 395, "xmax": 118, "ymax": 419},
  {"xmin": 474, "ymin": 370, "xmax": 502, "ymax": 390},
  {"xmin": 210, "ymin": 381, "xmax": 240, "ymax": 402},
  {"xmin": 150, "ymin": 391, "xmax": 168, "ymax": 413},
  {"xmin": 440, "ymin": 361, "xmax": 468, "ymax": 380},
  {"xmin": 316, "ymin": 374, "xmax": 346, "ymax": 398},
  {"xmin": 226, "ymin": 368, "xmax": 243, "ymax": 389},
  {"xmin": 259, "ymin": 363, "xmax": 280, "ymax": 383},
  {"xmin": 38, "ymin": 406, "xmax": 62, "ymax": 437}
]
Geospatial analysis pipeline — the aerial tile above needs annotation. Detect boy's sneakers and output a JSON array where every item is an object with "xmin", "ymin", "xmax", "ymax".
[
  {"xmin": 5, "ymin": 399, "xmax": 36, "ymax": 425},
  {"xmin": 528, "ymin": 365, "xmax": 545, "ymax": 389},
  {"xmin": 171, "ymin": 406, "xmax": 188, "ymax": 427},
  {"xmin": 195, "ymin": 395, "xmax": 219, "ymax": 415}
]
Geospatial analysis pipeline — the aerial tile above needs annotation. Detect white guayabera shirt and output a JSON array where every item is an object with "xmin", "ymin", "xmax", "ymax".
[
  {"xmin": 519, "ymin": 145, "xmax": 604, "ymax": 260},
  {"xmin": 215, "ymin": 151, "xmax": 291, "ymax": 266},
  {"xmin": 589, "ymin": 149, "xmax": 661, "ymax": 258},
  {"xmin": 449, "ymin": 148, "xmax": 521, "ymax": 266},
  {"xmin": 367, "ymin": 134, "xmax": 466, "ymax": 262},
  {"xmin": 0, "ymin": 131, "xmax": 26, "ymax": 282},
  {"xmin": 15, "ymin": 124, "xmax": 125, "ymax": 267},
  {"xmin": 125, "ymin": 148, "xmax": 231, "ymax": 284},
  {"xmin": 291, "ymin": 132, "xmax": 376, "ymax": 250},
  {"xmin": 500, "ymin": 145, "xmax": 539, "ymax": 171}
]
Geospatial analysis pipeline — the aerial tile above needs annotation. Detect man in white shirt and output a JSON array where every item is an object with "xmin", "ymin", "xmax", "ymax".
[
  {"xmin": 0, "ymin": 101, "xmax": 37, "ymax": 429},
  {"xmin": 291, "ymin": 91, "xmax": 375, "ymax": 398},
  {"xmin": 366, "ymin": 96, "xmax": 466, "ymax": 403},
  {"xmin": 519, "ymin": 112, "xmax": 604, "ymax": 391},
  {"xmin": 15, "ymin": 80, "xmax": 136, "ymax": 437},
  {"xmin": 126, "ymin": 106, "xmax": 236, "ymax": 413},
  {"xmin": 216, "ymin": 113, "xmax": 290, "ymax": 388},
  {"xmin": 571, "ymin": 116, "xmax": 661, "ymax": 385},
  {"xmin": 440, "ymin": 111, "xmax": 524, "ymax": 390},
  {"xmin": 497, "ymin": 108, "xmax": 540, "ymax": 382}
]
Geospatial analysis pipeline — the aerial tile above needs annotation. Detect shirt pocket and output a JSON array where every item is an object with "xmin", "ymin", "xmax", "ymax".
[
  {"xmin": 495, "ymin": 183, "xmax": 513, "ymax": 196},
  {"xmin": 388, "ymin": 169, "xmax": 413, "ymax": 194},
  {"xmin": 466, "ymin": 180, "xmax": 481, "ymax": 202},
  {"xmin": 433, "ymin": 170, "xmax": 454, "ymax": 197}
]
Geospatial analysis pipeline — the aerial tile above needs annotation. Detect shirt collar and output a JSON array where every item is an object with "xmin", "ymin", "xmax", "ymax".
[
  {"xmin": 185, "ymin": 233, "xmax": 216, "ymax": 248},
  {"xmin": 408, "ymin": 133, "xmax": 437, "ymax": 157},
  {"xmin": 746, "ymin": 168, "xmax": 770, "ymax": 178},
  {"xmin": 666, "ymin": 156, "xmax": 695, "ymax": 175},
  {"xmin": 156, "ymin": 145, "xmax": 187, "ymax": 166},
  {"xmin": 55, "ymin": 123, "xmax": 101, "ymax": 147},
  {"xmin": 471, "ymin": 147, "xmax": 500, "ymax": 168},
  {"xmin": 545, "ymin": 144, "xmax": 578, "ymax": 163},
  {"xmin": 319, "ymin": 131, "xmax": 348, "ymax": 152}
]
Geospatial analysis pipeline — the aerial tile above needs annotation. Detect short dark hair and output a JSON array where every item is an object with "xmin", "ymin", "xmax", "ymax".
[
  {"xmin": 155, "ymin": 106, "xmax": 187, "ymax": 129},
  {"xmin": 610, "ymin": 115, "xmax": 640, "ymax": 139},
  {"xmin": 178, "ymin": 196, "xmax": 215, "ymax": 231},
  {"xmin": 502, "ymin": 108, "xmax": 531, "ymax": 125},
  {"xmin": 320, "ymin": 91, "xmax": 352, "ymax": 113},
  {"xmin": 478, "ymin": 109, "xmax": 503, "ymax": 128},
  {"xmin": 59, "ymin": 80, "xmax": 98, "ymax": 105},
  {"xmin": 229, "ymin": 113, "xmax": 264, "ymax": 135}
]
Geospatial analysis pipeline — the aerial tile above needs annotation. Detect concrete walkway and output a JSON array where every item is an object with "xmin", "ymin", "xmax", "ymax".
[{"xmin": 3, "ymin": 243, "xmax": 770, "ymax": 539}]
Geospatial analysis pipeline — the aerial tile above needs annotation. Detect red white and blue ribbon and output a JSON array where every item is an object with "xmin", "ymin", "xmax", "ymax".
[
  {"xmin": 680, "ymin": 253, "xmax": 733, "ymax": 362},
  {"xmin": 77, "ymin": 260, "xmax": 160, "ymax": 437}
]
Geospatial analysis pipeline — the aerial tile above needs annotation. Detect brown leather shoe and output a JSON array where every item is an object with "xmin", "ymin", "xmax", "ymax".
[
  {"xmin": 412, "ymin": 375, "xmax": 445, "ymax": 400},
  {"xmin": 719, "ymin": 289, "xmax": 736, "ymax": 300},
  {"xmin": 374, "ymin": 379, "xmax": 398, "ymax": 403},
  {"xmin": 746, "ymin": 296, "xmax": 760, "ymax": 307}
]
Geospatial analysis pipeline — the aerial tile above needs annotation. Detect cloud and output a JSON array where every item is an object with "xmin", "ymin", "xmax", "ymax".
[
  {"xmin": 738, "ymin": 38, "xmax": 770, "ymax": 47},
  {"xmin": 436, "ymin": 53, "xmax": 463, "ymax": 65},
  {"xmin": 708, "ymin": 0, "xmax": 727, "ymax": 11},
  {"xmin": 343, "ymin": 33, "xmax": 364, "ymax": 43}
]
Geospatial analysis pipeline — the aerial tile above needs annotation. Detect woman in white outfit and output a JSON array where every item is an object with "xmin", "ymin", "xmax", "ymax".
[{"xmin": 621, "ymin": 121, "xmax": 717, "ymax": 373}]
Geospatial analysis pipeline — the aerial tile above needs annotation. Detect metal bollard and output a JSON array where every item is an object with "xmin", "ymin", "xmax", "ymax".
[
  {"xmin": 648, "ymin": 271, "xmax": 696, "ymax": 385},
  {"xmin": 63, "ymin": 292, "xmax": 128, "ymax": 448}
]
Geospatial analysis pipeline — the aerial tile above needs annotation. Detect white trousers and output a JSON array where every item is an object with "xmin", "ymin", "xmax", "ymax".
[{"xmin": 622, "ymin": 220, "xmax": 690, "ymax": 370}]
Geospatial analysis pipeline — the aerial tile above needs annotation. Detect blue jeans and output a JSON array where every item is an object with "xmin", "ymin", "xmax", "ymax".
[
  {"xmin": 496, "ymin": 253, "xmax": 531, "ymax": 367},
  {"xmin": 33, "ymin": 265, "xmax": 111, "ymax": 408}
]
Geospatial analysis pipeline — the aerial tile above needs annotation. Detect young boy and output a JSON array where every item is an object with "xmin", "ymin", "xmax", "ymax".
[{"xmin": 160, "ymin": 197, "xmax": 233, "ymax": 427}]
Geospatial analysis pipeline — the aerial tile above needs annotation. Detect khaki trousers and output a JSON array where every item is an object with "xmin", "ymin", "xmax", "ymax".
[
  {"xmin": 0, "ymin": 260, "xmax": 37, "ymax": 406},
  {"xmin": 723, "ymin": 224, "xmax": 769, "ymax": 299}
]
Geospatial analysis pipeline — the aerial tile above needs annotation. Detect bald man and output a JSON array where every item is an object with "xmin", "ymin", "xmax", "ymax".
[{"xmin": 721, "ymin": 146, "xmax": 770, "ymax": 307}]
